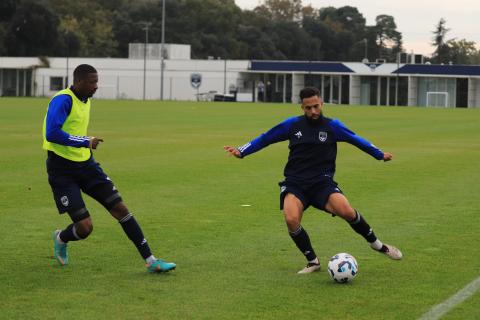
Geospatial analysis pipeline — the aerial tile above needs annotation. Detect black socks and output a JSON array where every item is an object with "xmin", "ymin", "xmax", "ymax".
[
  {"xmin": 119, "ymin": 213, "xmax": 153, "ymax": 260},
  {"xmin": 59, "ymin": 223, "xmax": 83, "ymax": 242},
  {"xmin": 289, "ymin": 225, "xmax": 317, "ymax": 261},
  {"xmin": 348, "ymin": 210, "xmax": 377, "ymax": 243}
]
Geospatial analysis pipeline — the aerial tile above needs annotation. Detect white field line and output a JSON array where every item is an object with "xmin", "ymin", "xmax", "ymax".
[{"xmin": 418, "ymin": 276, "xmax": 480, "ymax": 320}]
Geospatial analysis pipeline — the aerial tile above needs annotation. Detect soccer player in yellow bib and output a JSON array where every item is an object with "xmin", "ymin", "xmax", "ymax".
[{"xmin": 43, "ymin": 64, "xmax": 175, "ymax": 273}]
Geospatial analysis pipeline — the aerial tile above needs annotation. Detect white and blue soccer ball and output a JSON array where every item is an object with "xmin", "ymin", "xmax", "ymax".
[{"xmin": 327, "ymin": 253, "xmax": 358, "ymax": 283}]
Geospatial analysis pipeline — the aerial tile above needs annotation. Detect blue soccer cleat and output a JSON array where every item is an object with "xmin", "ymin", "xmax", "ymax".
[
  {"xmin": 146, "ymin": 259, "xmax": 176, "ymax": 273},
  {"xmin": 52, "ymin": 230, "xmax": 68, "ymax": 266}
]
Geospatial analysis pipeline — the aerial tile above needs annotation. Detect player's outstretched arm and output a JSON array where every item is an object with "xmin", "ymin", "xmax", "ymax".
[
  {"xmin": 383, "ymin": 152, "xmax": 393, "ymax": 162},
  {"xmin": 224, "ymin": 118, "xmax": 293, "ymax": 159},
  {"xmin": 224, "ymin": 146, "xmax": 242, "ymax": 158}
]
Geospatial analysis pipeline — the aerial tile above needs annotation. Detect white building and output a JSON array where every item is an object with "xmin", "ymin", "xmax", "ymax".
[
  {"xmin": 1, "ymin": 55, "xmax": 480, "ymax": 108},
  {"xmin": 0, "ymin": 56, "xmax": 250, "ymax": 101}
]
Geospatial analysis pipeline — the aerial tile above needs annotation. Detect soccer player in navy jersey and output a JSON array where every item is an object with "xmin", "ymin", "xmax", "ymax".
[
  {"xmin": 43, "ymin": 64, "xmax": 175, "ymax": 273},
  {"xmin": 224, "ymin": 87, "xmax": 402, "ymax": 274}
]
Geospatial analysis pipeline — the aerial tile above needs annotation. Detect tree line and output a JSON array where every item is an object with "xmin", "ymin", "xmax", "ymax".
[{"xmin": 0, "ymin": 0, "xmax": 478, "ymax": 64}]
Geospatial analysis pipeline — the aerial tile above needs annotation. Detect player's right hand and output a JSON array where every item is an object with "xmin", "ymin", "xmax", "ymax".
[
  {"xmin": 223, "ymin": 146, "xmax": 242, "ymax": 158},
  {"xmin": 383, "ymin": 152, "xmax": 393, "ymax": 161},
  {"xmin": 89, "ymin": 137, "xmax": 104, "ymax": 149}
]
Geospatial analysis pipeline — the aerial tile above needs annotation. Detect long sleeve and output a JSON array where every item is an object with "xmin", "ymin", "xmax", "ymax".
[
  {"xmin": 329, "ymin": 119, "xmax": 384, "ymax": 160},
  {"xmin": 238, "ymin": 117, "xmax": 296, "ymax": 158},
  {"xmin": 45, "ymin": 95, "xmax": 90, "ymax": 148}
]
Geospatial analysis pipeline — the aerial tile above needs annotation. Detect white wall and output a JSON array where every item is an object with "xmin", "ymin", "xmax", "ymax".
[
  {"xmin": 465, "ymin": 77, "xmax": 480, "ymax": 108},
  {"xmin": 32, "ymin": 57, "xmax": 249, "ymax": 100},
  {"xmin": 349, "ymin": 75, "xmax": 361, "ymax": 105},
  {"xmin": 0, "ymin": 57, "xmax": 39, "ymax": 68},
  {"xmin": 408, "ymin": 76, "xmax": 418, "ymax": 106},
  {"xmin": 291, "ymin": 73, "xmax": 304, "ymax": 104},
  {"xmin": 128, "ymin": 43, "xmax": 191, "ymax": 60}
]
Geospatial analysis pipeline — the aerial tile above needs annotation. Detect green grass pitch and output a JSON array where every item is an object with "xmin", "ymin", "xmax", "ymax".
[{"xmin": 0, "ymin": 98, "xmax": 479, "ymax": 319}]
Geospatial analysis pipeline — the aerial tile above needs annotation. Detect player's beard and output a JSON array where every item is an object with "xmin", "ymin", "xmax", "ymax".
[
  {"xmin": 87, "ymin": 89, "xmax": 97, "ymax": 98},
  {"xmin": 305, "ymin": 114, "xmax": 322, "ymax": 125}
]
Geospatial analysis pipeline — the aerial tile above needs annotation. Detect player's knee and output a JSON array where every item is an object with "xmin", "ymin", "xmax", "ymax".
[
  {"xmin": 284, "ymin": 213, "xmax": 301, "ymax": 230},
  {"xmin": 109, "ymin": 202, "xmax": 130, "ymax": 220},
  {"xmin": 338, "ymin": 206, "xmax": 356, "ymax": 221}
]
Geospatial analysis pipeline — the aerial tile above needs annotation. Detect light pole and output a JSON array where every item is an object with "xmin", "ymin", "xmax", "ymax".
[
  {"xmin": 65, "ymin": 31, "xmax": 69, "ymax": 88},
  {"xmin": 395, "ymin": 51, "xmax": 400, "ymax": 106},
  {"xmin": 142, "ymin": 22, "xmax": 152, "ymax": 100},
  {"xmin": 223, "ymin": 58, "xmax": 227, "ymax": 94},
  {"xmin": 363, "ymin": 38, "xmax": 368, "ymax": 61},
  {"xmin": 160, "ymin": 0, "xmax": 166, "ymax": 100}
]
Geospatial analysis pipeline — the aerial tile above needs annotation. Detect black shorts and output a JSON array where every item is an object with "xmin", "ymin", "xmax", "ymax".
[
  {"xmin": 279, "ymin": 177, "xmax": 343, "ymax": 212},
  {"xmin": 46, "ymin": 152, "xmax": 122, "ymax": 222}
]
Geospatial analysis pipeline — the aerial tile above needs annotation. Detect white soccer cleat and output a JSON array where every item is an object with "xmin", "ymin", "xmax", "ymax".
[
  {"xmin": 297, "ymin": 262, "xmax": 321, "ymax": 274},
  {"xmin": 377, "ymin": 244, "xmax": 403, "ymax": 260}
]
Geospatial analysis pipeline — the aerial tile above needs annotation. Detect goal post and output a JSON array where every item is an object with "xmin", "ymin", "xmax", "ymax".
[{"xmin": 426, "ymin": 91, "xmax": 449, "ymax": 108}]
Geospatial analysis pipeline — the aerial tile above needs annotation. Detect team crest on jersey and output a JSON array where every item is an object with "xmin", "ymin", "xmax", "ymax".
[
  {"xmin": 319, "ymin": 131, "xmax": 328, "ymax": 142},
  {"xmin": 60, "ymin": 196, "xmax": 69, "ymax": 207}
]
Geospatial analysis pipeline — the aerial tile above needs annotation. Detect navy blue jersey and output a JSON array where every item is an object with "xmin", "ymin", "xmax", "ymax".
[{"xmin": 238, "ymin": 115, "xmax": 384, "ymax": 184}]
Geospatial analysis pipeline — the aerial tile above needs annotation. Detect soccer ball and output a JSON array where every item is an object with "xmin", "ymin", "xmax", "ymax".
[{"xmin": 327, "ymin": 253, "xmax": 358, "ymax": 283}]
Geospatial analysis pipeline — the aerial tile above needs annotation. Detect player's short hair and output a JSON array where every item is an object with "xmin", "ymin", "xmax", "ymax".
[
  {"xmin": 73, "ymin": 64, "xmax": 97, "ymax": 81},
  {"xmin": 299, "ymin": 87, "xmax": 321, "ymax": 101}
]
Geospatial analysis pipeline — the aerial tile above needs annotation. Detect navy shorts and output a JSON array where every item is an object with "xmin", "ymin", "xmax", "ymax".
[
  {"xmin": 279, "ymin": 177, "xmax": 343, "ymax": 212},
  {"xmin": 46, "ymin": 152, "xmax": 122, "ymax": 222}
]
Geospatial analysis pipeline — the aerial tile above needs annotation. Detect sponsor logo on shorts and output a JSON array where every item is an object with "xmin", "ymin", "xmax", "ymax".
[
  {"xmin": 60, "ymin": 196, "xmax": 69, "ymax": 207},
  {"xmin": 280, "ymin": 186, "xmax": 287, "ymax": 193},
  {"xmin": 319, "ymin": 131, "xmax": 327, "ymax": 142}
]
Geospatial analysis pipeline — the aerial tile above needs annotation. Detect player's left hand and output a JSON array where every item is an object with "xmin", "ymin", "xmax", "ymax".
[
  {"xmin": 224, "ymin": 146, "xmax": 242, "ymax": 158},
  {"xmin": 89, "ymin": 137, "xmax": 104, "ymax": 149},
  {"xmin": 383, "ymin": 152, "xmax": 393, "ymax": 161}
]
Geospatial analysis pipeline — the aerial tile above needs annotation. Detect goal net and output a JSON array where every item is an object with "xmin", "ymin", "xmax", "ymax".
[{"xmin": 426, "ymin": 92, "xmax": 449, "ymax": 108}]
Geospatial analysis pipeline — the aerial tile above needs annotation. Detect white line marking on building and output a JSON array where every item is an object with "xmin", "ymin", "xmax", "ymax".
[{"xmin": 418, "ymin": 276, "xmax": 480, "ymax": 320}]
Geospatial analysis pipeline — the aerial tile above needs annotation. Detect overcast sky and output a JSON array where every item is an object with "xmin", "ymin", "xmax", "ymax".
[{"xmin": 234, "ymin": 0, "xmax": 479, "ymax": 56}]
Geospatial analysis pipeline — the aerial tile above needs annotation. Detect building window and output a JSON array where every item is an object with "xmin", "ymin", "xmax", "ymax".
[{"xmin": 50, "ymin": 77, "xmax": 64, "ymax": 91}]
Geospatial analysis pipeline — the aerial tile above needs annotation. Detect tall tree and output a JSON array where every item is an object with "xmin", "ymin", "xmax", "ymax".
[
  {"xmin": 431, "ymin": 18, "xmax": 450, "ymax": 64},
  {"xmin": 0, "ymin": 0, "xmax": 16, "ymax": 21},
  {"xmin": 4, "ymin": 0, "xmax": 59, "ymax": 56},
  {"xmin": 468, "ymin": 51, "xmax": 480, "ymax": 65},
  {"xmin": 236, "ymin": 10, "xmax": 279, "ymax": 59},
  {"xmin": 446, "ymin": 38, "xmax": 479, "ymax": 64},
  {"xmin": 319, "ymin": 6, "xmax": 366, "ymax": 34},
  {"xmin": 0, "ymin": 0, "xmax": 409, "ymax": 62},
  {"xmin": 374, "ymin": 14, "xmax": 402, "ymax": 61},
  {"xmin": 45, "ymin": 0, "xmax": 118, "ymax": 57},
  {"xmin": 303, "ymin": 6, "xmax": 368, "ymax": 61},
  {"xmin": 257, "ymin": 0, "xmax": 302, "ymax": 21},
  {"xmin": 269, "ymin": 20, "xmax": 321, "ymax": 60},
  {"xmin": 164, "ymin": 0, "xmax": 243, "ymax": 58}
]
